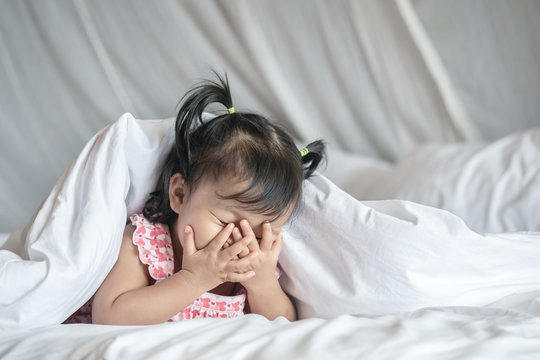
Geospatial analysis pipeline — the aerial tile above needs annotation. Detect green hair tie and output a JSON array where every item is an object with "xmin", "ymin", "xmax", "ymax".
[
  {"xmin": 228, "ymin": 107, "xmax": 235, "ymax": 114},
  {"xmin": 298, "ymin": 147, "xmax": 309, "ymax": 157}
]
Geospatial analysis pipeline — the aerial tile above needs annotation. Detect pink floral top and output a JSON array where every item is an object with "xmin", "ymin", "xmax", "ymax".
[
  {"xmin": 130, "ymin": 214, "xmax": 246, "ymax": 320},
  {"xmin": 64, "ymin": 214, "xmax": 253, "ymax": 324}
]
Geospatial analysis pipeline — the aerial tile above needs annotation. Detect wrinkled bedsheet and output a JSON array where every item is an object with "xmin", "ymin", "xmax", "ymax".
[{"xmin": 1, "ymin": 308, "xmax": 539, "ymax": 359}]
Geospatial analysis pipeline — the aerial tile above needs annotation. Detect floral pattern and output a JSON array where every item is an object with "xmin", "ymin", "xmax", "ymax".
[
  {"xmin": 130, "ymin": 214, "xmax": 246, "ymax": 321},
  {"xmin": 64, "ymin": 214, "xmax": 247, "ymax": 324},
  {"xmin": 130, "ymin": 214, "xmax": 175, "ymax": 280}
]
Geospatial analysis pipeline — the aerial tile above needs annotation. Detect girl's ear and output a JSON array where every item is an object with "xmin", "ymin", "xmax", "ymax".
[{"xmin": 169, "ymin": 173, "xmax": 186, "ymax": 214}]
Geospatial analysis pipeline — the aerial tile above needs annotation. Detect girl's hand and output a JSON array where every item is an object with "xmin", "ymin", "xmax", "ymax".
[
  {"xmin": 180, "ymin": 224, "xmax": 257, "ymax": 291},
  {"xmin": 232, "ymin": 220, "xmax": 283, "ymax": 291}
]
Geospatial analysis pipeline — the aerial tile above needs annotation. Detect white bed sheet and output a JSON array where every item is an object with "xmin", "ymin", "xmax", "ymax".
[{"xmin": 1, "ymin": 308, "xmax": 539, "ymax": 360}]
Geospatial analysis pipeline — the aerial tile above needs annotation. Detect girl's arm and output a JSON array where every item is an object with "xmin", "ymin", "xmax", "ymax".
[
  {"xmin": 92, "ymin": 224, "xmax": 205, "ymax": 325},
  {"xmin": 92, "ymin": 223, "xmax": 254, "ymax": 325},
  {"xmin": 235, "ymin": 221, "xmax": 297, "ymax": 321},
  {"xmin": 244, "ymin": 274, "xmax": 297, "ymax": 322}
]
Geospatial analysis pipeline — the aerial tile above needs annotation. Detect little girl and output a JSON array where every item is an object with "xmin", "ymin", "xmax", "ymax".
[{"xmin": 64, "ymin": 74, "xmax": 325, "ymax": 325}]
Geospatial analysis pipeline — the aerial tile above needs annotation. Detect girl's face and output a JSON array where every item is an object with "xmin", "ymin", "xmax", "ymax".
[{"xmin": 168, "ymin": 173, "xmax": 292, "ymax": 251}]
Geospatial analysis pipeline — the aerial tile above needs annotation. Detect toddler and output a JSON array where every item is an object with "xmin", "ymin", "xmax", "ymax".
[{"xmin": 65, "ymin": 73, "xmax": 325, "ymax": 325}]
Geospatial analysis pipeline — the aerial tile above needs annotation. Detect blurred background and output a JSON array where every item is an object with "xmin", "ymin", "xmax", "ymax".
[{"xmin": 1, "ymin": 0, "xmax": 539, "ymax": 232}]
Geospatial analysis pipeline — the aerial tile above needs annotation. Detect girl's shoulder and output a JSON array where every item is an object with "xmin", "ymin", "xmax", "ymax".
[{"xmin": 124, "ymin": 221, "xmax": 136, "ymax": 239}]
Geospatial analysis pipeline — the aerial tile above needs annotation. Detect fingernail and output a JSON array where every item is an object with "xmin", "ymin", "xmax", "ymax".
[
  {"xmin": 251, "ymin": 251, "xmax": 259, "ymax": 258},
  {"xmin": 184, "ymin": 226, "xmax": 191, "ymax": 234}
]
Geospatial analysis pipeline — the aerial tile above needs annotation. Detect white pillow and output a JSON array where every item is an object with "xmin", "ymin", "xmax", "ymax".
[{"xmin": 323, "ymin": 128, "xmax": 540, "ymax": 233}]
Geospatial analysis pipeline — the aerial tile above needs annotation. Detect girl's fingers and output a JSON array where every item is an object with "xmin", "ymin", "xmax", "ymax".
[
  {"xmin": 229, "ymin": 251, "xmax": 259, "ymax": 271},
  {"xmin": 183, "ymin": 225, "xmax": 197, "ymax": 255},
  {"xmin": 239, "ymin": 219, "xmax": 259, "ymax": 252},
  {"xmin": 272, "ymin": 231, "xmax": 284, "ymax": 255},
  {"xmin": 208, "ymin": 223, "xmax": 235, "ymax": 252},
  {"xmin": 223, "ymin": 236, "xmax": 253, "ymax": 259},
  {"xmin": 260, "ymin": 221, "xmax": 274, "ymax": 251},
  {"xmin": 233, "ymin": 227, "xmax": 249, "ymax": 257},
  {"xmin": 225, "ymin": 271, "xmax": 255, "ymax": 283},
  {"xmin": 233, "ymin": 227, "xmax": 243, "ymax": 242},
  {"xmin": 222, "ymin": 235, "xmax": 234, "ymax": 250}
]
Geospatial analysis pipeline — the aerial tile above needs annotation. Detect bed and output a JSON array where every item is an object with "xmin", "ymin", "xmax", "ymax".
[
  {"xmin": 1, "ymin": 1, "xmax": 540, "ymax": 359},
  {"xmin": 1, "ymin": 114, "xmax": 539, "ymax": 359}
]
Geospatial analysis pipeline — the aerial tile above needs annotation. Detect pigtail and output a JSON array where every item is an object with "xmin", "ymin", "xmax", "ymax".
[
  {"xmin": 175, "ymin": 72, "xmax": 234, "ymax": 180},
  {"xmin": 143, "ymin": 72, "xmax": 234, "ymax": 224},
  {"xmin": 299, "ymin": 139, "xmax": 326, "ymax": 179},
  {"xmin": 144, "ymin": 70, "xmax": 328, "ymax": 226}
]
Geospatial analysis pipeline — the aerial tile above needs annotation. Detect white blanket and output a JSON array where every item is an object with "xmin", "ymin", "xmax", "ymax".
[
  {"xmin": 1, "ymin": 113, "xmax": 540, "ymax": 330},
  {"xmin": 1, "ymin": 308, "xmax": 539, "ymax": 359}
]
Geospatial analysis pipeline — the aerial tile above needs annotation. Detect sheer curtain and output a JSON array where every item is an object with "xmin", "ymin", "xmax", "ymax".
[{"xmin": 1, "ymin": 0, "xmax": 539, "ymax": 232}]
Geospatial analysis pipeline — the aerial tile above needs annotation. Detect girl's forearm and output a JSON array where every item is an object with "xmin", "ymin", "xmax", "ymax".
[
  {"xmin": 92, "ymin": 270, "xmax": 206, "ymax": 325},
  {"xmin": 246, "ymin": 279, "xmax": 296, "ymax": 322}
]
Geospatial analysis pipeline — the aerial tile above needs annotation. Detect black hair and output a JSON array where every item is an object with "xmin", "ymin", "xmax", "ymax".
[{"xmin": 143, "ymin": 73, "xmax": 326, "ymax": 225}]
